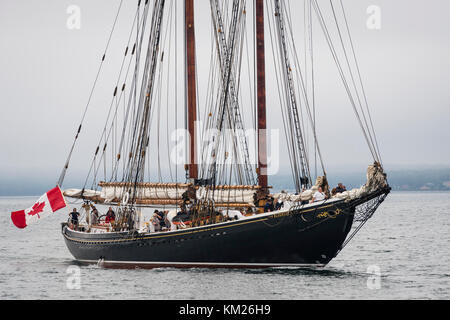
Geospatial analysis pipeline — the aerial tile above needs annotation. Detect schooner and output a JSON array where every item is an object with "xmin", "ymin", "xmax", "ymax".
[{"xmin": 13, "ymin": 0, "xmax": 390, "ymax": 268}]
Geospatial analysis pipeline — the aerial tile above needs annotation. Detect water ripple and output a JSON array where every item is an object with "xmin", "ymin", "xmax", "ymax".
[{"xmin": 0, "ymin": 192, "xmax": 449, "ymax": 299}]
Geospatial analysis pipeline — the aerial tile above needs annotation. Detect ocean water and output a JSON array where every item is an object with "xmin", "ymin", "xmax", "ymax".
[{"xmin": 0, "ymin": 192, "xmax": 449, "ymax": 300}]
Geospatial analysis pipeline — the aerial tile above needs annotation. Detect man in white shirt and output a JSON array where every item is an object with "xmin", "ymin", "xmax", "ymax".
[
  {"xmin": 221, "ymin": 209, "xmax": 245, "ymax": 221},
  {"xmin": 311, "ymin": 187, "xmax": 326, "ymax": 203}
]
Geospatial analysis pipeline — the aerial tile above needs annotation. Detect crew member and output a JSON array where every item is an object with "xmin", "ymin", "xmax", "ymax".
[
  {"xmin": 311, "ymin": 187, "xmax": 326, "ymax": 203},
  {"xmin": 264, "ymin": 197, "xmax": 275, "ymax": 212},
  {"xmin": 105, "ymin": 207, "xmax": 115, "ymax": 223},
  {"xmin": 91, "ymin": 206, "xmax": 99, "ymax": 225},
  {"xmin": 335, "ymin": 183, "xmax": 347, "ymax": 193},
  {"xmin": 69, "ymin": 208, "xmax": 80, "ymax": 230}
]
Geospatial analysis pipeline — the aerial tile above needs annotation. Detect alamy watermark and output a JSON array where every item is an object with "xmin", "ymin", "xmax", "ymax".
[
  {"xmin": 170, "ymin": 124, "xmax": 280, "ymax": 176},
  {"xmin": 67, "ymin": 5, "xmax": 81, "ymax": 30},
  {"xmin": 367, "ymin": 5, "xmax": 381, "ymax": 30},
  {"xmin": 66, "ymin": 265, "xmax": 81, "ymax": 290},
  {"xmin": 366, "ymin": 265, "xmax": 381, "ymax": 290}
]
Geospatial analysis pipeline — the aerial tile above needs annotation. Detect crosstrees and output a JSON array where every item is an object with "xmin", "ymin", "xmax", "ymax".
[
  {"xmin": 206, "ymin": 0, "xmax": 255, "ymax": 187},
  {"xmin": 210, "ymin": 0, "xmax": 256, "ymax": 186}
]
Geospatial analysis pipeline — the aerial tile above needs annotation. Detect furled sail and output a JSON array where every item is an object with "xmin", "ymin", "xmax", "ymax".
[
  {"xmin": 64, "ymin": 182, "xmax": 261, "ymax": 208},
  {"xmin": 273, "ymin": 163, "xmax": 387, "ymax": 203},
  {"xmin": 196, "ymin": 185, "xmax": 260, "ymax": 204}
]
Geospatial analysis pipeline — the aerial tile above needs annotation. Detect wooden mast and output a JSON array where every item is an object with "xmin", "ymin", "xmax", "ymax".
[
  {"xmin": 185, "ymin": 0, "xmax": 198, "ymax": 180},
  {"xmin": 256, "ymin": 0, "xmax": 268, "ymax": 191}
]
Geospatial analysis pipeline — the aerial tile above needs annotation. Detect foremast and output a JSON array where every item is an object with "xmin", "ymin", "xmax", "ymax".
[
  {"xmin": 185, "ymin": 0, "xmax": 198, "ymax": 181},
  {"xmin": 256, "ymin": 0, "xmax": 269, "ymax": 196},
  {"xmin": 126, "ymin": 0, "xmax": 166, "ymax": 206}
]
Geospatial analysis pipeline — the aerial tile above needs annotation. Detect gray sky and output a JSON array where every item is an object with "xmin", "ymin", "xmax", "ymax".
[{"xmin": 0, "ymin": 0, "xmax": 449, "ymax": 190}]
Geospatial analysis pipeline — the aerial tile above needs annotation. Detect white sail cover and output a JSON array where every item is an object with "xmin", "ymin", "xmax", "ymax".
[
  {"xmin": 273, "ymin": 163, "xmax": 388, "ymax": 203},
  {"xmin": 101, "ymin": 185, "xmax": 188, "ymax": 202},
  {"xmin": 196, "ymin": 187, "xmax": 256, "ymax": 204},
  {"xmin": 332, "ymin": 163, "xmax": 387, "ymax": 200},
  {"xmin": 64, "ymin": 185, "xmax": 188, "ymax": 202},
  {"xmin": 64, "ymin": 183, "xmax": 258, "ymax": 205},
  {"xmin": 64, "ymin": 189, "xmax": 102, "ymax": 198}
]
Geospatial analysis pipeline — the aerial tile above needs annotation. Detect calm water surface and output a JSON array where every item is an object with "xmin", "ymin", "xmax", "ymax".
[{"xmin": 0, "ymin": 192, "xmax": 449, "ymax": 300}]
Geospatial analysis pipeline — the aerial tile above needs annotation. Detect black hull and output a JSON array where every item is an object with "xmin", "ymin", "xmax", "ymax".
[{"xmin": 62, "ymin": 189, "xmax": 389, "ymax": 268}]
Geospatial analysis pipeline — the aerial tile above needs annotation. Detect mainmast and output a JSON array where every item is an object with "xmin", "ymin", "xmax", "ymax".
[
  {"xmin": 256, "ymin": 0, "xmax": 268, "ymax": 191},
  {"xmin": 185, "ymin": 0, "xmax": 198, "ymax": 180}
]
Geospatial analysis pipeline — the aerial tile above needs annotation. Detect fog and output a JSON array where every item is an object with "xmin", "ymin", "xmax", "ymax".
[{"xmin": 0, "ymin": 0, "xmax": 449, "ymax": 194}]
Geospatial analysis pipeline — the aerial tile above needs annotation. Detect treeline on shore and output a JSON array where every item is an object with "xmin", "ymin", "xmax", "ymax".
[{"xmin": 269, "ymin": 168, "xmax": 450, "ymax": 192}]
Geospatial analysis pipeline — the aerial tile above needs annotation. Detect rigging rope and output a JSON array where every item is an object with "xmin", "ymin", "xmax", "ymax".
[
  {"xmin": 83, "ymin": 3, "xmax": 146, "ymax": 192},
  {"xmin": 57, "ymin": 0, "xmax": 124, "ymax": 187},
  {"xmin": 127, "ymin": 0, "xmax": 167, "ymax": 205},
  {"xmin": 274, "ymin": 0, "xmax": 312, "ymax": 189},
  {"xmin": 329, "ymin": 0, "xmax": 380, "ymax": 163},
  {"xmin": 338, "ymin": 0, "xmax": 383, "ymax": 165},
  {"xmin": 311, "ymin": 0, "xmax": 379, "ymax": 162},
  {"xmin": 207, "ymin": 0, "xmax": 255, "ymax": 186},
  {"xmin": 281, "ymin": 0, "xmax": 328, "ymax": 181}
]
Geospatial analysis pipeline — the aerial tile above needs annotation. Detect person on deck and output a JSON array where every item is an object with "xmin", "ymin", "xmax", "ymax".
[
  {"xmin": 176, "ymin": 206, "xmax": 189, "ymax": 220},
  {"xmin": 162, "ymin": 211, "xmax": 170, "ymax": 230},
  {"xmin": 159, "ymin": 211, "xmax": 167, "ymax": 229},
  {"xmin": 91, "ymin": 207, "xmax": 99, "ymax": 225},
  {"xmin": 69, "ymin": 208, "xmax": 80, "ymax": 230},
  {"xmin": 221, "ymin": 209, "xmax": 245, "ymax": 221},
  {"xmin": 300, "ymin": 187, "xmax": 309, "ymax": 205},
  {"xmin": 156, "ymin": 210, "xmax": 164, "ymax": 221},
  {"xmin": 150, "ymin": 211, "xmax": 161, "ymax": 232},
  {"xmin": 311, "ymin": 187, "xmax": 326, "ymax": 203},
  {"xmin": 274, "ymin": 200, "xmax": 283, "ymax": 211},
  {"xmin": 166, "ymin": 210, "xmax": 178, "ymax": 231},
  {"xmin": 331, "ymin": 188, "xmax": 337, "ymax": 196},
  {"xmin": 105, "ymin": 207, "xmax": 115, "ymax": 223},
  {"xmin": 264, "ymin": 197, "xmax": 275, "ymax": 213},
  {"xmin": 335, "ymin": 183, "xmax": 347, "ymax": 194}
]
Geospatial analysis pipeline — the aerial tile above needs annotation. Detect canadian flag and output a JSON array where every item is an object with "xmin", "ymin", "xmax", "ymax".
[{"xmin": 11, "ymin": 186, "xmax": 67, "ymax": 229}]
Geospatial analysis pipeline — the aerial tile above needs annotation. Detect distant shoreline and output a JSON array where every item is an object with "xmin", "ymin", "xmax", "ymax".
[
  {"xmin": 1, "ymin": 189, "xmax": 449, "ymax": 199},
  {"xmin": 1, "ymin": 167, "xmax": 449, "ymax": 196}
]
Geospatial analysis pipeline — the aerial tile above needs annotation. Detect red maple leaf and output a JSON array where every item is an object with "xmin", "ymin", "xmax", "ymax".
[{"xmin": 27, "ymin": 202, "xmax": 46, "ymax": 218}]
